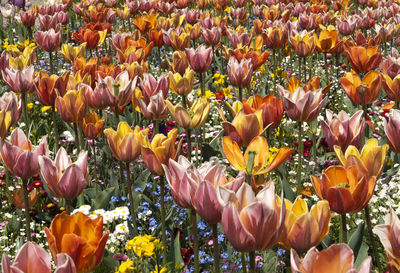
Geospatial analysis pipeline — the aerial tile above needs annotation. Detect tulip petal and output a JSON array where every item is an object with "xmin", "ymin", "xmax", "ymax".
[
  {"xmin": 54, "ymin": 254, "xmax": 77, "ymax": 273},
  {"xmin": 58, "ymin": 164, "xmax": 87, "ymax": 200},
  {"xmin": 222, "ymin": 136, "xmax": 245, "ymax": 171},
  {"xmin": 193, "ymin": 181, "xmax": 222, "ymax": 224}
]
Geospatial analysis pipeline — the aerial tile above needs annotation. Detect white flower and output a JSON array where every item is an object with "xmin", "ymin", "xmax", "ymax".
[{"xmin": 115, "ymin": 222, "xmax": 129, "ymax": 234}]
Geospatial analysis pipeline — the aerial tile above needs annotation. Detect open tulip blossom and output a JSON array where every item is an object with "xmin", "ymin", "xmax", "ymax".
[{"xmin": 2, "ymin": 1, "xmax": 400, "ymax": 272}]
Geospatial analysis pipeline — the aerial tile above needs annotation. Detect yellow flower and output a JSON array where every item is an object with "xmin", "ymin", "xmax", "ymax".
[
  {"xmin": 41, "ymin": 106, "xmax": 52, "ymax": 113},
  {"xmin": 196, "ymin": 89, "xmax": 214, "ymax": 99},
  {"xmin": 151, "ymin": 266, "xmax": 167, "ymax": 273},
  {"xmin": 115, "ymin": 260, "xmax": 134, "ymax": 273},
  {"xmin": 126, "ymin": 235, "xmax": 161, "ymax": 257},
  {"xmin": 27, "ymin": 103, "xmax": 33, "ymax": 111}
]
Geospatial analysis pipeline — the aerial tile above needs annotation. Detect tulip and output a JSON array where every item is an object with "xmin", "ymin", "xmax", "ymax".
[
  {"xmin": 227, "ymin": 57, "xmax": 253, "ymax": 89},
  {"xmin": 1, "ymin": 3, "xmax": 15, "ymax": 19},
  {"xmin": 2, "ymin": 65, "xmax": 35, "ymax": 94},
  {"xmin": 148, "ymin": 29, "xmax": 164, "ymax": 47},
  {"xmin": 337, "ymin": 17, "xmax": 357, "ymax": 36},
  {"xmin": 230, "ymin": 48, "xmax": 270, "ymax": 71},
  {"xmin": 8, "ymin": 47, "xmax": 36, "ymax": 71},
  {"xmin": 277, "ymin": 85, "xmax": 327, "ymax": 122},
  {"xmin": 132, "ymin": 13, "xmax": 157, "ymax": 33},
  {"xmin": 278, "ymin": 197, "xmax": 330, "ymax": 253},
  {"xmin": 218, "ymin": 182, "xmax": 285, "ymax": 252},
  {"xmin": 141, "ymin": 128, "xmax": 181, "ymax": 176},
  {"xmin": 311, "ymin": 166, "xmax": 376, "ymax": 214},
  {"xmin": 381, "ymin": 48, "xmax": 400, "ymax": 80},
  {"xmin": 81, "ymin": 112, "xmax": 104, "ymax": 139},
  {"xmin": 384, "ymin": 109, "xmax": 400, "ymax": 153},
  {"xmin": 227, "ymin": 30, "xmax": 251, "ymax": 49},
  {"xmin": 320, "ymin": 110, "xmax": 365, "ymax": 152},
  {"xmin": 0, "ymin": 128, "xmax": 48, "ymax": 179},
  {"xmin": 334, "ymin": 138, "xmax": 388, "ymax": 180},
  {"xmin": 38, "ymin": 14, "xmax": 59, "ymax": 31},
  {"xmin": 20, "ymin": 10, "xmax": 37, "ymax": 28},
  {"xmin": 344, "ymin": 45, "xmax": 382, "ymax": 74},
  {"xmin": 11, "ymin": 187, "xmax": 37, "ymax": 209},
  {"xmin": 242, "ymin": 94, "xmax": 283, "ymax": 128},
  {"xmin": 34, "ymin": 28, "xmax": 61, "ymax": 52},
  {"xmin": 35, "ymin": 71, "xmax": 69, "ymax": 106},
  {"xmin": 104, "ymin": 122, "xmax": 147, "ymax": 163},
  {"xmin": 288, "ymin": 30, "xmax": 316, "ymax": 57},
  {"xmin": 136, "ymin": 92, "xmax": 168, "ymax": 121},
  {"xmin": 339, "ymin": 70, "xmax": 382, "ymax": 106},
  {"xmin": 291, "ymin": 244, "xmax": 372, "ymax": 273},
  {"xmin": 185, "ymin": 45, "xmax": 213, "ymax": 73},
  {"xmin": 1, "ymin": 242, "xmax": 78, "ymax": 273},
  {"xmin": 72, "ymin": 26, "xmax": 107, "ymax": 49},
  {"xmin": 202, "ymin": 27, "xmax": 221, "ymax": 46},
  {"xmin": 262, "ymin": 26, "xmax": 287, "ymax": 50},
  {"xmin": 45, "ymin": 212, "xmax": 109, "ymax": 273},
  {"xmin": 162, "ymin": 28, "xmax": 191, "ymax": 51},
  {"xmin": 169, "ymin": 68, "xmax": 195, "ymax": 96},
  {"xmin": 222, "ymin": 136, "xmax": 292, "ymax": 176},
  {"xmin": 39, "ymin": 147, "xmax": 88, "ymax": 200},
  {"xmin": 382, "ymin": 73, "xmax": 400, "ymax": 102},
  {"xmin": 0, "ymin": 109, "xmax": 11, "ymax": 139},
  {"xmin": 140, "ymin": 73, "xmax": 169, "ymax": 103},
  {"xmin": 0, "ymin": 91, "xmax": 21, "ymax": 126},
  {"xmin": 314, "ymin": 25, "xmax": 342, "ymax": 53},
  {"xmin": 169, "ymin": 50, "xmax": 189, "ymax": 75},
  {"xmin": 222, "ymin": 109, "xmax": 263, "ymax": 147},
  {"xmin": 373, "ymin": 207, "xmax": 400, "ymax": 272},
  {"xmin": 59, "ymin": 43, "xmax": 86, "ymax": 64},
  {"xmin": 55, "ymin": 89, "xmax": 87, "ymax": 123},
  {"xmin": 165, "ymin": 97, "xmax": 210, "ymax": 130}
]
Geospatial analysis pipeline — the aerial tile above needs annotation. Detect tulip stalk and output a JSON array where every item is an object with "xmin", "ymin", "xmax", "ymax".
[
  {"xmin": 212, "ymin": 224, "xmax": 220, "ymax": 273},
  {"xmin": 21, "ymin": 93, "xmax": 29, "ymax": 135},
  {"xmin": 22, "ymin": 179, "xmax": 31, "ymax": 241},
  {"xmin": 238, "ymin": 87, "xmax": 243, "ymax": 102},
  {"xmin": 249, "ymin": 251, "xmax": 256, "ymax": 273},
  {"xmin": 125, "ymin": 162, "xmax": 137, "ymax": 234},
  {"xmin": 340, "ymin": 214, "xmax": 347, "ymax": 244},
  {"xmin": 364, "ymin": 205, "xmax": 381, "ymax": 270},
  {"xmin": 52, "ymin": 106, "xmax": 59, "ymax": 152},
  {"xmin": 200, "ymin": 72, "xmax": 205, "ymax": 97},
  {"xmin": 160, "ymin": 176, "xmax": 167, "ymax": 265},
  {"xmin": 241, "ymin": 253, "xmax": 247, "ymax": 273},
  {"xmin": 296, "ymin": 121, "xmax": 304, "ymax": 195},
  {"xmin": 191, "ymin": 208, "xmax": 199, "ymax": 273},
  {"xmin": 181, "ymin": 95, "xmax": 191, "ymax": 160},
  {"xmin": 73, "ymin": 122, "xmax": 81, "ymax": 152}
]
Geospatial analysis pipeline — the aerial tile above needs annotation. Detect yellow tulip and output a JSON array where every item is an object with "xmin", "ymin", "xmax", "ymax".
[
  {"xmin": 165, "ymin": 97, "xmax": 210, "ymax": 129},
  {"xmin": 59, "ymin": 43, "xmax": 86, "ymax": 64},
  {"xmin": 169, "ymin": 68, "xmax": 195, "ymax": 96}
]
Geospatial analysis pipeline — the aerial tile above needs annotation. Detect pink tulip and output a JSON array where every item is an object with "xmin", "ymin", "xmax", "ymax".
[
  {"xmin": 0, "ymin": 91, "xmax": 22, "ymax": 126},
  {"xmin": 136, "ymin": 92, "xmax": 168, "ymax": 121},
  {"xmin": 0, "ymin": 51, "xmax": 9, "ymax": 75},
  {"xmin": 2, "ymin": 65, "xmax": 35, "ymax": 94},
  {"xmin": 163, "ymin": 156, "xmax": 245, "ymax": 224},
  {"xmin": 218, "ymin": 182, "xmax": 285, "ymax": 252},
  {"xmin": 185, "ymin": 45, "xmax": 213, "ymax": 73},
  {"xmin": 1, "ymin": 241, "xmax": 77, "ymax": 273},
  {"xmin": 34, "ymin": 28, "xmax": 61, "ymax": 52},
  {"xmin": 202, "ymin": 27, "xmax": 221, "ymax": 46},
  {"xmin": 0, "ymin": 128, "xmax": 48, "ymax": 179},
  {"xmin": 227, "ymin": 57, "xmax": 253, "ymax": 88},
  {"xmin": 140, "ymin": 73, "xmax": 169, "ymax": 103},
  {"xmin": 38, "ymin": 14, "xmax": 59, "ymax": 31},
  {"xmin": 39, "ymin": 147, "xmax": 88, "ymax": 200},
  {"xmin": 384, "ymin": 109, "xmax": 400, "ymax": 153},
  {"xmin": 320, "ymin": 110, "xmax": 365, "ymax": 152},
  {"xmin": 337, "ymin": 17, "xmax": 357, "ymax": 36},
  {"xmin": 381, "ymin": 48, "xmax": 400, "ymax": 79},
  {"xmin": 227, "ymin": 30, "xmax": 251, "ymax": 49}
]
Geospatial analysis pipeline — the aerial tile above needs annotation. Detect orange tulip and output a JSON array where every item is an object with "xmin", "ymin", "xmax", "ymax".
[
  {"xmin": 72, "ymin": 24, "xmax": 108, "ymax": 49},
  {"xmin": 262, "ymin": 26, "xmax": 287, "ymax": 50},
  {"xmin": 314, "ymin": 25, "xmax": 342, "ymax": 53},
  {"xmin": 230, "ymin": 47, "xmax": 270, "ymax": 71},
  {"xmin": 291, "ymin": 244, "xmax": 372, "ymax": 273},
  {"xmin": 382, "ymin": 73, "xmax": 400, "ymax": 102},
  {"xmin": 278, "ymin": 197, "xmax": 330, "ymax": 253},
  {"xmin": 55, "ymin": 89, "xmax": 87, "ymax": 123},
  {"xmin": 103, "ymin": 122, "xmax": 148, "ymax": 162},
  {"xmin": 81, "ymin": 112, "xmax": 104, "ymax": 139},
  {"xmin": 35, "ymin": 71, "xmax": 70, "ymax": 106},
  {"xmin": 132, "ymin": 13, "xmax": 157, "ymax": 33},
  {"xmin": 168, "ymin": 50, "xmax": 189, "ymax": 75},
  {"xmin": 288, "ymin": 30, "xmax": 316, "ymax": 57},
  {"xmin": 242, "ymin": 94, "xmax": 283, "ymax": 128},
  {"xmin": 339, "ymin": 70, "xmax": 382, "ymax": 106},
  {"xmin": 45, "ymin": 212, "xmax": 109, "ymax": 273},
  {"xmin": 373, "ymin": 207, "xmax": 400, "ymax": 272},
  {"xmin": 344, "ymin": 45, "xmax": 382, "ymax": 74},
  {"xmin": 0, "ymin": 109, "xmax": 11, "ymax": 139},
  {"xmin": 141, "ymin": 128, "xmax": 182, "ymax": 175},
  {"xmin": 222, "ymin": 136, "xmax": 292, "ymax": 176},
  {"xmin": 311, "ymin": 166, "xmax": 376, "ymax": 214},
  {"xmin": 163, "ymin": 28, "xmax": 191, "ymax": 51},
  {"xmin": 11, "ymin": 187, "xmax": 37, "ymax": 209},
  {"xmin": 222, "ymin": 109, "xmax": 263, "ymax": 147},
  {"xmin": 334, "ymin": 138, "xmax": 388, "ymax": 180}
]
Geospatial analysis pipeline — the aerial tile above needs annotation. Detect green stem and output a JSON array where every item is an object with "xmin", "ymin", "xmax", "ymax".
[
  {"xmin": 65, "ymin": 198, "xmax": 72, "ymax": 214},
  {"xmin": 22, "ymin": 93, "xmax": 29, "ymax": 135},
  {"xmin": 191, "ymin": 208, "xmax": 199, "ymax": 273},
  {"xmin": 296, "ymin": 121, "xmax": 303, "ymax": 195},
  {"xmin": 200, "ymin": 72, "xmax": 205, "ymax": 97},
  {"xmin": 52, "ymin": 106, "xmax": 59, "ymax": 152},
  {"xmin": 153, "ymin": 119, "xmax": 159, "ymax": 136},
  {"xmin": 212, "ymin": 223, "xmax": 220, "ymax": 273},
  {"xmin": 49, "ymin": 51, "xmax": 53, "ymax": 74},
  {"xmin": 73, "ymin": 122, "xmax": 80, "ymax": 152},
  {"xmin": 312, "ymin": 130, "xmax": 317, "ymax": 169},
  {"xmin": 181, "ymin": 95, "xmax": 192, "ymax": 161},
  {"xmin": 22, "ymin": 179, "xmax": 31, "ymax": 241},
  {"xmin": 365, "ymin": 205, "xmax": 381, "ymax": 270},
  {"xmin": 241, "ymin": 252, "xmax": 247, "ymax": 273},
  {"xmin": 249, "ymin": 251, "xmax": 256, "ymax": 273},
  {"xmin": 160, "ymin": 176, "xmax": 167, "ymax": 265},
  {"xmin": 340, "ymin": 213, "xmax": 347, "ymax": 244},
  {"xmin": 125, "ymin": 162, "xmax": 137, "ymax": 234},
  {"xmin": 238, "ymin": 87, "xmax": 243, "ymax": 102}
]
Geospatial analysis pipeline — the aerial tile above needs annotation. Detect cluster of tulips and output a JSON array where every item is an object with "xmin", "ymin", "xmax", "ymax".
[{"xmin": 3, "ymin": 0, "xmax": 400, "ymax": 272}]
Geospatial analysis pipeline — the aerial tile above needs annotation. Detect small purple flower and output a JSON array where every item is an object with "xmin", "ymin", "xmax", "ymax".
[{"xmin": 113, "ymin": 253, "xmax": 128, "ymax": 261}]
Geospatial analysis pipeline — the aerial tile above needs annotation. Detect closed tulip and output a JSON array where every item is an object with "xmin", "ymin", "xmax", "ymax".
[
  {"xmin": 381, "ymin": 48, "xmax": 400, "ymax": 80},
  {"xmin": 104, "ymin": 122, "xmax": 147, "ymax": 162},
  {"xmin": 1, "ymin": 242, "xmax": 77, "ymax": 273},
  {"xmin": 0, "ymin": 91, "xmax": 22, "ymax": 126},
  {"xmin": 136, "ymin": 92, "xmax": 168, "ymax": 120},
  {"xmin": 262, "ymin": 26, "xmax": 287, "ymax": 50},
  {"xmin": 344, "ymin": 45, "xmax": 382, "ymax": 74},
  {"xmin": 166, "ymin": 97, "xmax": 210, "ymax": 129},
  {"xmin": 337, "ymin": 17, "xmax": 357, "ymax": 36},
  {"xmin": 227, "ymin": 57, "xmax": 253, "ymax": 88},
  {"xmin": 339, "ymin": 70, "xmax": 382, "ymax": 106},
  {"xmin": 384, "ymin": 110, "xmax": 400, "ymax": 153},
  {"xmin": 55, "ymin": 89, "xmax": 87, "ymax": 123},
  {"xmin": 334, "ymin": 138, "xmax": 388, "ymax": 180},
  {"xmin": 311, "ymin": 166, "xmax": 376, "ymax": 214},
  {"xmin": 382, "ymin": 73, "xmax": 400, "ymax": 102},
  {"xmin": 373, "ymin": 207, "xmax": 400, "ymax": 272},
  {"xmin": 288, "ymin": 30, "xmax": 316, "ymax": 57},
  {"xmin": 169, "ymin": 68, "xmax": 195, "ymax": 96},
  {"xmin": 291, "ymin": 244, "xmax": 372, "ymax": 273},
  {"xmin": 0, "ymin": 109, "xmax": 11, "ymax": 139},
  {"xmin": 59, "ymin": 43, "xmax": 86, "ymax": 64},
  {"xmin": 45, "ymin": 212, "xmax": 109, "ymax": 273},
  {"xmin": 242, "ymin": 94, "xmax": 283, "ymax": 128},
  {"xmin": 140, "ymin": 73, "xmax": 169, "ymax": 103},
  {"xmin": 35, "ymin": 71, "xmax": 70, "ymax": 106},
  {"xmin": 39, "ymin": 147, "xmax": 88, "ymax": 200},
  {"xmin": 141, "ymin": 128, "xmax": 181, "ymax": 175},
  {"xmin": 0, "ymin": 128, "xmax": 48, "ymax": 179},
  {"xmin": 2, "ymin": 65, "xmax": 35, "ymax": 93},
  {"xmin": 81, "ymin": 112, "xmax": 104, "ymax": 139},
  {"xmin": 218, "ymin": 182, "xmax": 285, "ymax": 252},
  {"xmin": 277, "ymin": 85, "xmax": 327, "ymax": 122},
  {"xmin": 320, "ymin": 110, "xmax": 365, "ymax": 152},
  {"xmin": 222, "ymin": 136, "xmax": 292, "ymax": 176},
  {"xmin": 202, "ymin": 27, "xmax": 221, "ymax": 46},
  {"xmin": 169, "ymin": 50, "xmax": 189, "ymax": 75},
  {"xmin": 20, "ymin": 10, "xmax": 37, "ymax": 28},
  {"xmin": 222, "ymin": 109, "xmax": 263, "ymax": 147},
  {"xmin": 278, "ymin": 197, "xmax": 331, "ymax": 253},
  {"xmin": 34, "ymin": 28, "xmax": 61, "ymax": 52},
  {"xmin": 185, "ymin": 45, "xmax": 213, "ymax": 73},
  {"xmin": 163, "ymin": 155, "xmax": 245, "ymax": 223}
]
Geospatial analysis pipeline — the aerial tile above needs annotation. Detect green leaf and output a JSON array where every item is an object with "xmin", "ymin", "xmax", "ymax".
[
  {"xmin": 91, "ymin": 187, "xmax": 115, "ymax": 210},
  {"xmin": 277, "ymin": 167, "xmax": 295, "ymax": 202},
  {"xmin": 354, "ymin": 242, "xmax": 369, "ymax": 269},
  {"xmin": 262, "ymin": 250, "xmax": 278, "ymax": 272},
  {"xmin": 173, "ymin": 231, "xmax": 184, "ymax": 266},
  {"xmin": 321, "ymin": 235, "xmax": 332, "ymax": 249},
  {"xmin": 94, "ymin": 250, "xmax": 119, "ymax": 273},
  {"xmin": 348, "ymin": 222, "xmax": 365, "ymax": 258}
]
